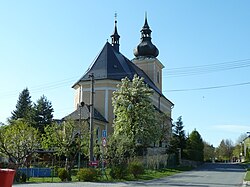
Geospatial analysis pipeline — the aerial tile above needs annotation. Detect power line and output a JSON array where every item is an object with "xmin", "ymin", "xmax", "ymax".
[
  {"xmin": 1, "ymin": 58, "xmax": 250, "ymax": 97},
  {"xmin": 163, "ymin": 81, "xmax": 250, "ymax": 92},
  {"xmin": 0, "ymin": 76, "xmax": 78, "ymax": 98},
  {"xmin": 163, "ymin": 58, "xmax": 250, "ymax": 77}
]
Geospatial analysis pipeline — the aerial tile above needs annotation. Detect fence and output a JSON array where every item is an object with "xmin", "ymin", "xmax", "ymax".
[
  {"xmin": 19, "ymin": 168, "xmax": 51, "ymax": 177},
  {"xmin": 127, "ymin": 153, "xmax": 177, "ymax": 170},
  {"xmin": 143, "ymin": 153, "xmax": 177, "ymax": 169}
]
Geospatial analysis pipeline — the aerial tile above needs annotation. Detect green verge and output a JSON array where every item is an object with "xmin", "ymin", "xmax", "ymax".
[
  {"xmin": 241, "ymin": 162, "xmax": 250, "ymax": 181},
  {"xmin": 245, "ymin": 168, "xmax": 250, "ymax": 181},
  {"xmin": 126, "ymin": 167, "xmax": 190, "ymax": 181},
  {"xmin": 24, "ymin": 167, "xmax": 192, "ymax": 183}
]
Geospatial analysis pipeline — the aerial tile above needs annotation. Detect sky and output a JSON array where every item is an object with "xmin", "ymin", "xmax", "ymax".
[{"xmin": 0, "ymin": 0, "xmax": 250, "ymax": 147}]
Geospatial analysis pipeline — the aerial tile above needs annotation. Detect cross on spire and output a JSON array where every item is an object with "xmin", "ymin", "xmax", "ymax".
[{"xmin": 115, "ymin": 12, "xmax": 117, "ymax": 22}]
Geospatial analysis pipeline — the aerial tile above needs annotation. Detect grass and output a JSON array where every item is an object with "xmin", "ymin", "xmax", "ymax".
[
  {"xmin": 23, "ymin": 166, "xmax": 192, "ymax": 183},
  {"xmin": 242, "ymin": 161, "xmax": 250, "ymax": 181},
  {"xmin": 133, "ymin": 168, "xmax": 180, "ymax": 180},
  {"xmin": 245, "ymin": 171, "xmax": 250, "ymax": 181},
  {"xmin": 27, "ymin": 177, "xmax": 62, "ymax": 183},
  {"xmin": 134, "ymin": 167, "xmax": 193, "ymax": 181}
]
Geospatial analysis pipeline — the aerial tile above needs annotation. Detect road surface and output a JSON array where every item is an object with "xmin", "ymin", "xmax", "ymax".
[{"xmin": 14, "ymin": 163, "xmax": 247, "ymax": 187}]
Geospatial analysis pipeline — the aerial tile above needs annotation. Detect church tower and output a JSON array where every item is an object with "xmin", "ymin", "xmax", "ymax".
[
  {"xmin": 67, "ymin": 16, "xmax": 173, "ymax": 150},
  {"xmin": 110, "ymin": 16, "xmax": 120, "ymax": 52},
  {"xmin": 132, "ymin": 14, "xmax": 164, "ymax": 91}
]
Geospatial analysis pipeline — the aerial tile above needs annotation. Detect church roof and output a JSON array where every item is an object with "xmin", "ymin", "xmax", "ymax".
[
  {"xmin": 72, "ymin": 42, "xmax": 167, "ymax": 99},
  {"xmin": 62, "ymin": 105, "xmax": 108, "ymax": 123}
]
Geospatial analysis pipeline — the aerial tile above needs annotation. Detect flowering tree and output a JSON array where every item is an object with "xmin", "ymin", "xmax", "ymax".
[
  {"xmin": 0, "ymin": 119, "xmax": 40, "ymax": 168},
  {"xmin": 108, "ymin": 75, "xmax": 162, "ymax": 164}
]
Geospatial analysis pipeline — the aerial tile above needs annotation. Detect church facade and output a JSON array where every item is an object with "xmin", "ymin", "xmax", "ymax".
[{"xmin": 64, "ymin": 16, "xmax": 174, "ymax": 148}]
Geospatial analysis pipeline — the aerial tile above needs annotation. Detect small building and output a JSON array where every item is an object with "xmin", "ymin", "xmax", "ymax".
[
  {"xmin": 242, "ymin": 135, "xmax": 250, "ymax": 159},
  {"xmin": 64, "ymin": 16, "xmax": 174, "ymax": 149}
]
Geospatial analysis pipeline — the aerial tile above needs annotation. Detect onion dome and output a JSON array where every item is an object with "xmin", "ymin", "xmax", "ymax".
[{"xmin": 133, "ymin": 14, "xmax": 159, "ymax": 58}]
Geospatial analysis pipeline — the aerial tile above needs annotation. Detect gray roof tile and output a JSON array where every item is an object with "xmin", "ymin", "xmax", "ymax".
[{"xmin": 73, "ymin": 42, "xmax": 168, "ymax": 100}]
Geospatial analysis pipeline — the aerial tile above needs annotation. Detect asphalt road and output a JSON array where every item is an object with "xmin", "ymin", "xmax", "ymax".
[{"xmin": 13, "ymin": 163, "xmax": 247, "ymax": 187}]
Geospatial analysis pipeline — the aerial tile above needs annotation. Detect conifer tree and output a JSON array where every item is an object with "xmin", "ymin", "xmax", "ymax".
[
  {"xmin": 34, "ymin": 95, "xmax": 54, "ymax": 134},
  {"xmin": 9, "ymin": 88, "xmax": 34, "ymax": 124},
  {"xmin": 169, "ymin": 116, "xmax": 186, "ymax": 157}
]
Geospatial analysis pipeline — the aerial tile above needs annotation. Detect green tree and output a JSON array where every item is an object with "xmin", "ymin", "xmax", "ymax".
[
  {"xmin": 34, "ymin": 95, "xmax": 54, "ymax": 134},
  {"xmin": 42, "ymin": 119, "xmax": 89, "ymax": 179},
  {"xmin": 246, "ymin": 148, "xmax": 250, "ymax": 161},
  {"xmin": 9, "ymin": 88, "xmax": 35, "ymax": 124},
  {"xmin": 216, "ymin": 139, "xmax": 234, "ymax": 161},
  {"xmin": 169, "ymin": 116, "xmax": 186, "ymax": 157},
  {"xmin": 0, "ymin": 119, "xmax": 40, "ymax": 168},
  {"xmin": 185, "ymin": 129, "xmax": 204, "ymax": 161},
  {"xmin": 107, "ymin": 134, "xmax": 134, "ymax": 165},
  {"xmin": 109, "ymin": 75, "xmax": 162, "ymax": 163},
  {"xmin": 232, "ymin": 144, "xmax": 241, "ymax": 161},
  {"xmin": 203, "ymin": 141, "xmax": 215, "ymax": 162}
]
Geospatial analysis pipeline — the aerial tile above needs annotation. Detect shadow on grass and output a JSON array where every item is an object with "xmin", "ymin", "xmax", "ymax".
[
  {"xmin": 16, "ymin": 166, "xmax": 194, "ymax": 184},
  {"xmin": 125, "ymin": 166, "xmax": 194, "ymax": 182}
]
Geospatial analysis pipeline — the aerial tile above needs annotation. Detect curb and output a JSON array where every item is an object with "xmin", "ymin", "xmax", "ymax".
[{"xmin": 243, "ymin": 181, "xmax": 249, "ymax": 187}]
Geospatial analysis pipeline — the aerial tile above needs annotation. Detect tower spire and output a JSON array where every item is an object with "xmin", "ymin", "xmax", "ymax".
[
  {"xmin": 144, "ymin": 12, "xmax": 149, "ymax": 29},
  {"xmin": 133, "ymin": 13, "xmax": 159, "ymax": 58},
  {"xmin": 141, "ymin": 12, "xmax": 152, "ymax": 39},
  {"xmin": 110, "ymin": 13, "xmax": 120, "ymax": 52}
]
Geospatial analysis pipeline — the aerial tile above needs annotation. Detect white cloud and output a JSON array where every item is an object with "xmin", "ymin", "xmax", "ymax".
[{"xmin": 213, "ymin": 124, "xmax": 250, "ymax": 133}]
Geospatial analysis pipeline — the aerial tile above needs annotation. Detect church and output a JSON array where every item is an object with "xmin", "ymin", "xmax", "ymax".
[{"xmin": 64, "ymin": 16, "xmax": 174, "ymax": 148}]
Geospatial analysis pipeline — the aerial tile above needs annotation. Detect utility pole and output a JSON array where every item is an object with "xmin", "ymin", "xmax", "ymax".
[
  {"xmin": 78, "ymin": 103, "xmax": 82, "ymax": 170},
  {"xmin": 78, "ymin": 84, "xmax": 85, "ymax": 170},
  {"xmin": 89, "ymin": 73, "xmax": 94, "ymax": 163}
]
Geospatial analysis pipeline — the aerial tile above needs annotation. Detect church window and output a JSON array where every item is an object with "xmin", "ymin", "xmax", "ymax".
[
  {"xmin": 96, "ymin": 127, "xmax": 100, "ymax": 140},
  {"xmin": 159, "ymin": 140, "xmax": 162, "ymax": 147}
]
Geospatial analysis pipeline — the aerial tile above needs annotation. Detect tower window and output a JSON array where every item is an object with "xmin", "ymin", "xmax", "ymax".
[{"xmin": 157, "ymin": 71, "xmax": 160, "ymax": 83}]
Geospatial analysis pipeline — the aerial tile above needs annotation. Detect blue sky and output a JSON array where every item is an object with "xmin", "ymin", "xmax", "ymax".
[{"xmin": 0, "ymin": 0, "xmax": 249, "ymax": 147}]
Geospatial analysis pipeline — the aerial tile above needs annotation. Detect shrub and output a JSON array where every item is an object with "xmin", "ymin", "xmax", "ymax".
[
  {"xmin": 71, "ymin": 168, "xmax": 78, "ymax": 176},
  {"xmin": 109, "ymin": 164, "xmax": 128, "ymax": 179},
  {"xmin": 128, "ymin": 161, "xmax": 144, "ymax": 178},
  {"xmin": 76, "ymin": 168, "xmax": 101, "ymax": 182},
  {"xmin": 58, "ymin": 168, "xmax": 68, "ymax": 181},
  {"xmin": 14, "ymin": 171, "xmax": 27, "ymax": 183},
  {"xmin": 20, "ymin": 172, "xmax": 27, "ymax": 182},
  {"xmin": 14, "ymin": 170, "xmax": 21, "ymax": 182},
  {"xmin": 53, "ymin": 166, "xmax": 59, "ymax": 176}
]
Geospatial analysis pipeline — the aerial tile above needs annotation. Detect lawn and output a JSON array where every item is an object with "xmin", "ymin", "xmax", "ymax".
[
  {"xmin": 24, "ymin": 167, "xmax": 192, "ymax": 183},
  {"xmin": 241, "ymin": 162, "xmax": 250, "ymax": 181},
  {"xmin": 245, "ymin": 168, "xmax": 250, "ymax": 181}
]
